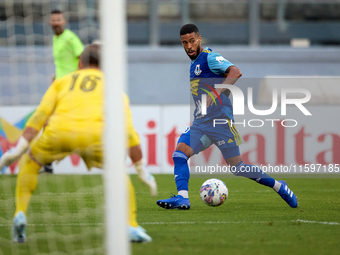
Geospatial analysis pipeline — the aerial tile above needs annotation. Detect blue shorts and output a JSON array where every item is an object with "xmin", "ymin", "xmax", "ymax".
[{"xmin": 177, "ymin": 119, "xmax": 243, "ymax": 160}]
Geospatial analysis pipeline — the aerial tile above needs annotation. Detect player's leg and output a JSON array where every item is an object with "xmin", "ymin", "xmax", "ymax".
[
  {"xmin": 39, "ymin": 121, "xmax": 54, "ymax": 174},
  {"xmin": 12, "ymin": 127, "xmax": 69, "ymax": 242},
  {"xmin": 129, "ymin": 142, "xmax": 157, "ymax": 196},
  {"xmin": 12, "ymin": 153, "xmax": 41, "ymax": 242},
  {"xmin": 15, "ymin": 154, "xmax": 41, "ymax": 216},
  {"xmin": 156, "ymin": 126, "xmax": 212, "ymax": 210},
  {"xmin": 225, "ymin": 153, "xmax": 297, "ymax": 208},
  {"xmin": 126, "ymin": 175, "xmax": 152, "ymax": 242},
  {"xmin": 40, "ymin": 163, "xmax": 53, "ymax": 174},
  {"xmin": 126, "ymin": 175, "xmax": 138, "ymax": 228},
  {"xmin": 214, "ymin": 122, "xmax": 297, "ymax": 208},
  {"xmin": 156, "ymin": 140, "xmax": 192, "ymax": 209},
  {"xmin": 83, "ymin": 140, "xmax": 152, "ymax": 242}
]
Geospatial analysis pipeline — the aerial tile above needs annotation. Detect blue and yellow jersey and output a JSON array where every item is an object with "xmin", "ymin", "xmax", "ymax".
[{"xmin": 190, "ymin": 47, "xmax": 234, "ymax": 123}]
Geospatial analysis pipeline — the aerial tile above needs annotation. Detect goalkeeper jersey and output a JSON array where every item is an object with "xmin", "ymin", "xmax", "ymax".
[
  {"xmin": 26, "ymin": 68, "xmax": 104, "ymax": 133},
  {"xmin": 53, "ymin": 29, "xmax": 84, "ymax": 79},
  {"xmin": 26, "ymin": 68, "xmax": 133, "ymax": 136}
]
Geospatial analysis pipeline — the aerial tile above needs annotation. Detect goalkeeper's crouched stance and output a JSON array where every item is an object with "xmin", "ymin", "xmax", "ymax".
[{"xmin": 0, "ymin": 45, "xmax": 152, "ymax": 243}]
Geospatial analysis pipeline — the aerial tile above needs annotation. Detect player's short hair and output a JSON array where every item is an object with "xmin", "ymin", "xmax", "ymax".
[
  {"xmin": 81, "ymin": 44, "xmax": 100, "ymax": 68},
  {"xmin": 180, "ymin": 24, "xmax": 199, "ymax": 36},
  {"xmin": 51, "ymin": 10, "xmax": 62, "ymax": 15}
]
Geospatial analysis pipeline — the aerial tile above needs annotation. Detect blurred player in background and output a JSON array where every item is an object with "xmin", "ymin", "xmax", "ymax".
[
  {"xmin": 157, "ymin": 24, "xmax": 298, "ymax": 210},
  {"xmin": 0, "ymin": 45, "xmax": 152, "ymax": 243},
  {"xmin": 93, "ymin": 39, "xmax": 157, "ymax": 197},
  {"xmin": 40, "ymin": 9, "xmax": 85, "ymax": 174},
  {"xmin": 50, "ymin": 9, "xmax": 84, "ymax": 80}
]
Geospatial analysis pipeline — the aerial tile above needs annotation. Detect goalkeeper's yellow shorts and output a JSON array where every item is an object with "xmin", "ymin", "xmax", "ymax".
[
  {"xmin": 30, "ymin": 119, "xmax": 140, "ymax": 169},
  {"xmin": 30, "ymin": 125, "xmax": 102, "ymax": 169}
]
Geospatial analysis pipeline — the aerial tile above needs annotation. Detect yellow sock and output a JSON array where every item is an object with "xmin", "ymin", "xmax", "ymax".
[
  {"xmin": 126, "ymin": 175, "xmax": 138, "ymax": 227},
  {"xmin": 14, "ymin": 153, "xmax": 40, "ymax": 216}
]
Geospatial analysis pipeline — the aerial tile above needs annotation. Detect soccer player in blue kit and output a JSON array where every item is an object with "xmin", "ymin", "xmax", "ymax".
[{"xmin": 156, "ymin": 24, "xmax": 298, "ymax": 210}]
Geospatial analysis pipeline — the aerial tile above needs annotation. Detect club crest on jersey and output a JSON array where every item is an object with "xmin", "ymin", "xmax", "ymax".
[{"xmin": 194, "ymin": 64, "xmax": 202, "ymax": 76}]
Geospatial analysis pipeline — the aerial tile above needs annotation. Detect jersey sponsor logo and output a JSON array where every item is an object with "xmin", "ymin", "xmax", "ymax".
[
  {"xmin": 191, "ymin": 79, "xmax": 224, "ymax": 117},
  {"xmin": 194, "ymin": 64, "xmax": 202, "ymax": 76},
  {"xmin": 216, "ymin": 56, "xmax": 228, "ymax": 65},
  {"xmin": 191, "ymin": 79, "xmax": 222, "ymax": 106}
]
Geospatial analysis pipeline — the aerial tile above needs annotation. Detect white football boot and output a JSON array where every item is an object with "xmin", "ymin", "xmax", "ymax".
[
  {"xmin": 128, "ymin": 225, "xmax": 152, "ymax": 243},
  {"xmin": 11, "ymin": 211, "xmax": 27, "ymax": 243}
]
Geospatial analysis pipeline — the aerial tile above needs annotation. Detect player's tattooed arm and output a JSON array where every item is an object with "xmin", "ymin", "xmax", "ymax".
[
  {"xmin": 222, "ymin": 66, "xmax": 242, "ymax": 97},
  {"xmin": 206, "ymin": 66, "xmax": 242, "ymax": 106}
]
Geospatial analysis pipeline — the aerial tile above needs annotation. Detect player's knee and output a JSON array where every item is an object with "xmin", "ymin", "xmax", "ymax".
[
  {"xmin": 175, "ymin": 142, "xmax": 191, "ymax": 157},
  {"xmin": 172, "ymin": 150, "xmax": 189, "ymax": 165}
]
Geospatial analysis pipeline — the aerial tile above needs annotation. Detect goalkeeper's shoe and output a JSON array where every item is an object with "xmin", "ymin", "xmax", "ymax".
[
  {"xmin": 39, "ymin": 163, "xmax": 53, "ymax": 174},
  {"xmin": 128, "ymin": 225, "xmax": 152, "ymax": 243},
  {"xmin": 11, "ymin": 211, "xmax": 27, "ymax": 243},
  {"xmin": 278, "ymin": 180, "xmax": 298, "ymax": 208},
  {"xmin": 156, "ymin": 195, "xmax": 190, "ymax": 210},
  {"xmin": 139, "ymin": 173, "xmax": 157, "ymax": 197}
]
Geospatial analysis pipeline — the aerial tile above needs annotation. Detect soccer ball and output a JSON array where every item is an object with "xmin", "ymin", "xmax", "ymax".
[{"xmin": 199, "ymin": 178, "xmax": 228, "ymax": 206}]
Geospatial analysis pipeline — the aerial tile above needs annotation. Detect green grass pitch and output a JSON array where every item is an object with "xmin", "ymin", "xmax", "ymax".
[{"xmin": 0, "ymin": 174, "xmax": 340, "ymax": 254}]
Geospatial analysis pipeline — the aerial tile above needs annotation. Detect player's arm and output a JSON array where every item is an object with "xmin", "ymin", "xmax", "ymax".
[
  {"xmin": 70, "ymin": 33, "xmax": 84, "ymax": 58},
  {"xmin": 0, "ymin": 83, "xmax": 58, "ymax": 169},
  {"xmin": 212, "ymin": 65, "xmax": 242, "ymax": 97},
  {"xmin": 221, "ymin": 65, "xmax": 242, "ymax": 97},
  {"xmin": 206, "ymin": 52, "xmax": 242, "ymax": 105}
]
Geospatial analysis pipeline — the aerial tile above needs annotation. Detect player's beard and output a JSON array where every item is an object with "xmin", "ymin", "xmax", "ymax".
[
  {"xmin": 187, "ymin": 45, "xmax": 201, "ymax": 61},
  {"xmin": 52, "ymin": 26, "xmax": 63, "ymax": 35}
]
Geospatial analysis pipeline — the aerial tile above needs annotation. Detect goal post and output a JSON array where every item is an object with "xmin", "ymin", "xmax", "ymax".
[
  {"xmin": 0, "ymin": 0, "xmax": 129, "ymax": 253},
  {"xmin": 101, "ymin": 0, "xmax": 129, "ymax": 254}
]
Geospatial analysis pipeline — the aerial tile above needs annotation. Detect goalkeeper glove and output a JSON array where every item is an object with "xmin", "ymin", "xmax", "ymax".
[{"xmin": 0, "ymin": 137, "xmax": 29, "ymax": 170}]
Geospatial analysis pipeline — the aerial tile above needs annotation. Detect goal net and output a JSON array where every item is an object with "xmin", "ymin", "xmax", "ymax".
[{"xmin": 0, "ymin": 0, "xmax": 127, "ymax": 254}]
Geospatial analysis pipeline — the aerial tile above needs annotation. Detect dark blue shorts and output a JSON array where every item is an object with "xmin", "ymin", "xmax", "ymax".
[{"xmin": 177, "ymin": 119, "xmax": 243, "ymax": 160}]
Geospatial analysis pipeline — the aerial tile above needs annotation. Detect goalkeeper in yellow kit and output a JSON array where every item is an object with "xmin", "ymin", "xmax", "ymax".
[{"xmin": 0, "ymin": 45, "xmax": 152, "ymax": 243}]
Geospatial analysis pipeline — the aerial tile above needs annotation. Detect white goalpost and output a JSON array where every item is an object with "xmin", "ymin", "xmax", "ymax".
[
  {"xmin": 101, "ymin": 0, "xmax": 129, "ymax": 254},
  {"xmin": 0, "ymin": 0, "xmax": 129, "ymax": 253}
]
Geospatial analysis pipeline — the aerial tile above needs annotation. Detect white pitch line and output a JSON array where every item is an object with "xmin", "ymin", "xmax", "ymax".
[
  {"xmin": 0, "ymin": 219, "xmax": 338, "ymax": 227},
  {"xmin": 135, "ymin": 220, "xmax": 340, "ymax": 225},
  {"xmin": 39, "ymin": 192, "xmax": 103, "ymax": 195},
  {"xmin": 295, "ymin": 219, "xmax": 340, "ymax": 225},
  {"xmin": 0, "ymin": 223, "xmax": 104, "ymax": 227},
  {"xmin": 141, "ymin": 221, "xmax": 278, "ymax": 225}
]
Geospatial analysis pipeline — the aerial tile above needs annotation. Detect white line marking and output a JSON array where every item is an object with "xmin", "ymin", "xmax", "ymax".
[
  {"xmin": 295, "ymin": 219, "xmax": 340, "ymax": 225},
  {"xmin": 0, "ymin": 223, "xmax": 104, "ymax": 227},
  {"xmin": 37, "ymin": 192, "xmax": 103, "ymax": 195},
  {"xmin": 0, "ymin": 219, "xmax": 338, "ymax": 227},
  {"xmin": 141, "ymin": 221, "xmax": 277, "ymax": 225}
]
